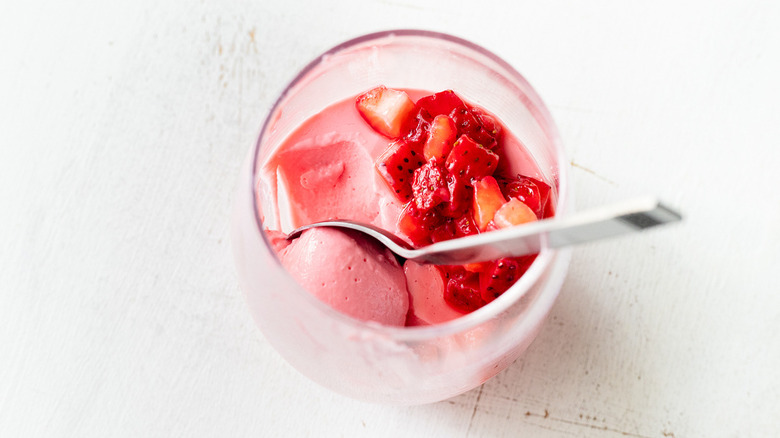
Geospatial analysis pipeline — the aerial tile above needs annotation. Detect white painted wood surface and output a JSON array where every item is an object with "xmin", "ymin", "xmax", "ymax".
[{"xmin": 2, "ymin": 1, "xmax": 778, "ymax": 436}]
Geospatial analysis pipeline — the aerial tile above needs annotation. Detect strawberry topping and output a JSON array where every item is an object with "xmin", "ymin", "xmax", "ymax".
[
  {"xmin": 501, "ymin": 175, "xmax": 552, "ymax": 219},
  {"xmin": 375, "ymin": 139, "xmax": 425, "ymax": 202},
  {"xmin": 445, "ymin": 135, "xmax": 499, "ymax": 182},
  {"xmin": 356, "ymin": 86, "xmax": 418, "ymax": 138},
  {"xmin": 360, "ymin": 87, "xmax": 556, "ymax": 314},
  {"xmin": 411, "ymin": 158, "xmax": 450, "ymax": 211}
]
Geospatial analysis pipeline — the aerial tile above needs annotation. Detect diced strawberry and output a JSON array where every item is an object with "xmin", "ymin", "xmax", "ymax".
[
  {"xmin": 450, "ymin": 106, "xmax": 483, "ymax": 138},
  {"xmin": 450, "ymin": 106, "xmax": 499, "ymax": 150},
  {"xmin": 454, "ymin": 212, "xmax": 479, "ymax": 237},
  {"xmin": 441, "ymin": 173, "xmax": 471, "ymax": 218},
  {"xmin": 375, "ymin": 139, "xmax": 425, "ymax": 202},
  {"xmin": 491, "ymin": 198, "xmax": 537, "ymax": 229},
  {"xmin": 471, "ymin": 107, "xmax": 502, "ymax": 141},
  {"xmin": 472, "ymin": 176, "xmax": 506, "ymax": 231},
  {"xmin": 397, "ymin": 202, "xmax": 446, "ymax": 247},
  {"xmin": 445, "ymin": 135, "xmax": 500, "ymax": 182},
  {"xmin": 479, "ymin": 258, "xmax": 521, "ymax": 303},
  {"xmin": 441, "ymin": 267, "xmax": 484, "ymax": 313},
  {"xmin": 478, "ymin": 254, "xmax": 537, "ymax": 302},
  {"xmin": 416, "ymin": 90, "xmax": 466, "ymax": 117},
  {"xmin": 502, "ymin": 176, "xmax": 552, "ymax": 219},
  {"xmin": 405, "ymin": 108, "xmax": 433, "ymax": 144},
  {"xmin": 356, "ymin": 86, "xmax": 418, "ymax": 138},
  {"xmin": 423, "ymin": 115, "xmax": 457, "ymax": 162},
  {"xmin": 411, "ymin": 158, "xmax": 450, "ymax": 211},
  {"xmin": 429, "ymin": 218, "xmax": 457, "ymax": 243},
  {"xmin": 426, "ymin": 208, "xmax": 480, "ymax": 244}
]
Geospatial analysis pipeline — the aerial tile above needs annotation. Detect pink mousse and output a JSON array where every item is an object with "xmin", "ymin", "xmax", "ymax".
[
  {"xmin": 261, "ymin": 99, "xmax": 405, "ymax": 236},
  {"xmin": 403, "ymin": 262, "xmax": 464, "ymax": 326},
  {"xmin": 272, "ymin": 227, "xmax": 409, "ymax": 326}
]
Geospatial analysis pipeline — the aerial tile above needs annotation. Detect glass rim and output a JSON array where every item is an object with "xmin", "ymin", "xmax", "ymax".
[{"xmin": 249, "ymin": 29, "xmax": 569, "ymax": 342}]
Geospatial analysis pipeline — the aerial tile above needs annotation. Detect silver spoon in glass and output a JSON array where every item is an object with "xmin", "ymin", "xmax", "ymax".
[{"xmin": 287, "ymin": 197, "xmax": 681, "ymax": 265}]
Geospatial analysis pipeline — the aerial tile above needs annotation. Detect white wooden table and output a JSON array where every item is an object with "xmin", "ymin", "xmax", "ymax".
[{"xmin": 2, "ymin": 1, "xmax": 778, "ymax": 436}]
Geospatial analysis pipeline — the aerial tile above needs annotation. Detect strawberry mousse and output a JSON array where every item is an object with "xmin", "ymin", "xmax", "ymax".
[
  {"xmin": 269, "ymin": 228, "xmax": 409, "ymax": 327},
  {"xmin": 261, "ymin": 86, "xmax": 555, "ymax": 327}
]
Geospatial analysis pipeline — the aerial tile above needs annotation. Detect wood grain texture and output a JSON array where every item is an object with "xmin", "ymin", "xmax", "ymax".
[{"xmin": 1, "ymin": 0, "xmax": 778, "ymax": 436}]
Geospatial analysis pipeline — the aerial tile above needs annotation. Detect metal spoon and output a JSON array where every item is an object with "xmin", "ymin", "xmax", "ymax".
[{"xmin": 287, "ymin": 197, "xmax": 681, "ymax": 265}]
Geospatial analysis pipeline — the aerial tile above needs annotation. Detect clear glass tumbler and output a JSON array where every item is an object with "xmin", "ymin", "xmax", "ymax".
[{"xmin": 232, "ymin": 30, "xmax": 571, "ymax": 405}]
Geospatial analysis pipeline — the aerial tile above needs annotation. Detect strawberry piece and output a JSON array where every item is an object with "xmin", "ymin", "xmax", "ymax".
[
  {"xmin": 441, "ymin": 267, "xmax": 484, "ymax": 313},
  {"xmin": 479, "ymin": 254, "xmax": 538, "ymax": 303},
  {"xmin": 441, "ymin": 173, "xmax": 471, "ymax": 218},
  {"xmin": 502, "ymin": 176, "xmax": 552, "ymax": 219},
  {"xmin": 472, "ymin": 176, "xmax": 507, "ymax": 231},
  {"xmin": 375, "ymin": 139, "xmax": 425, "ymax": 202},
  {"xmin": 450, "ymin": 106, "xmax": 499, "ymax": 150},
  {"xmin": 429, "ymin": 211, "xmax": 479, "ymax": 244},
  {"xmin": 429, "ymin": 218, "xmax": 457, "ymax": 243},
  {"xmin": 479, "ymin": 258, "xmax": 521, "ymax": 303},
  {"xmin": 411, "ymin": 158, "xmax": 450, "ymax": 211},
  {"xmin": 423, "ymin": 115, "xmax": 457, "ymax": 162},
  {"xmin": 479, "ymin": 255, "xmax": 538, "ymax": 302},
  {"xmin": 471, "ymin": 107, "xmax": 502, "ymax": 141},
  {"xmin": 491, "ymin": 198, "xmax": 537, "ymax": 229},
  {"xmin": 417, "ymin": 90, "xmax": 466, "ymax": 117},
  {"xmin": 356, "ymin": 86, "xmax": 417, "ymax": 138},
  {"xmin": 454, "ymin": 212, "xmax": 479, "ymax": 237},
  {"xmin": 445, "ymin": 135, "xmax": 500, "ymax": 182},
  {"xmin": 406, "ymin": 108, "xmax": 433, "ymax": 144},
  {"xmin": 397, "ymin": 202, "xmax": 446, "ymax": 247}
]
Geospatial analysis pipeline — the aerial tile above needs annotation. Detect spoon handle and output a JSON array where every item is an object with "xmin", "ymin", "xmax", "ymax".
[{"xmin": 412, "ymin": 197, "xmax": 682, "ymax": 264}]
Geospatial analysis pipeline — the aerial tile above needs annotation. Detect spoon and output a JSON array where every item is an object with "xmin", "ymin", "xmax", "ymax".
[{"xmin": 287, "ymin": 197, "xmax": 681, "ymax": 265}]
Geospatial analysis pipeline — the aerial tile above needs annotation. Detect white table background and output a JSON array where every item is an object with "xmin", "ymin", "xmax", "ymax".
[{"xmin": 2, "ymin": 1, "xmax": 778, "ymax": 436}]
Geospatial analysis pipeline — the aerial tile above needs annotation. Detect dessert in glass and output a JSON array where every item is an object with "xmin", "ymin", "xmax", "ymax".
[{"xmin": 232, "ymin": 30, "xmax": 571, "ymax": 404}]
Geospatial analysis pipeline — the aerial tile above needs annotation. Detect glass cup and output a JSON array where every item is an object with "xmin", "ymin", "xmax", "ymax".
[{"xmin": 232, "ymin": 30, "xmax": 571, "ymax": 405}]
